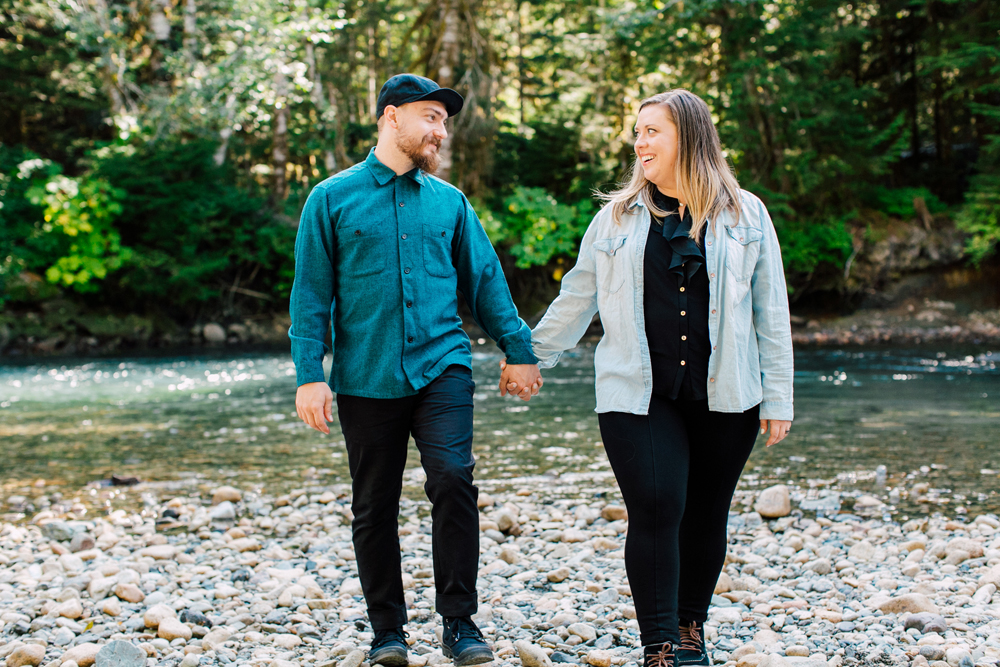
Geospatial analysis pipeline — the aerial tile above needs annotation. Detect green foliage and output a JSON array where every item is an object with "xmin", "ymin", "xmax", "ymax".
[
  {"xmin": 773, "ymin": 214, "xmax": 855, "ymax": 287},
  {"xmin": 90, "ymin": 140, "xmax": 295, "ymax": 314},
  {"xmin": 481, "ymin": 187, "xmax": 595, "ymax": 269},
  {"xmin": 26, "ymin": 171, "xmax": 129, "ymax": 291},
  {"xmin": 867, "ymin": 187, "xmax": 947, "ymax": 220},
  {"xmin": 958, "ymin": 134, "xmax": 1000, "ymax": 265}
]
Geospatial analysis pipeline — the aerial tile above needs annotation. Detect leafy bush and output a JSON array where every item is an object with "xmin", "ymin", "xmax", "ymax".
[
  {"xmin": 90, "ymin": 140, "xmax": 295, "ymax": 315},
  {"xmin": 480, "ymin": 187, "xmax": 595, "ymax": 270},
  {"xmin": 866, "ymin": 186, "xmax": 947, "ymax": 220},
  {"xmin": 957, "ymin": 134, "xmax": 1000, "ymax": 265}
]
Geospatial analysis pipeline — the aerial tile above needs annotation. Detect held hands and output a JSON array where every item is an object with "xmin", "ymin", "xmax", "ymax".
[
  {"xmin": 498, "ymin": 360, "xmax": 543, "ymax": 401},
  {"xmin": 760, "ymin": 419, "xmax": 791, "ymax": 447},
  {"xmin": 296, "ymin": 381, "xmax": 334, "ymax": 434}
]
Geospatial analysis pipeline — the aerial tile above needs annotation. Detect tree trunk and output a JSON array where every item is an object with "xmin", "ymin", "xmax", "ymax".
[
  {"xmin": 214, "ymin": 92, "xmax": 238, "ymax": 166},
  {"xmin": 429, "ymin": 0, "xmax": 461, "ymax": 181},
  {"xmin": 272, "ymin": 63, "xmax": 290, "ymax": 203},
  {"xmin": 184, "ymin": 0, "xmax": 197, "ymax": 60}
]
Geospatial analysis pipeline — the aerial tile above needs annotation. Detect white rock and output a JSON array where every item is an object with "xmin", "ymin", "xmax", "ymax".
[{"xmin": 755, "ymin": 485, "xmax": 791, "ymax": 518}]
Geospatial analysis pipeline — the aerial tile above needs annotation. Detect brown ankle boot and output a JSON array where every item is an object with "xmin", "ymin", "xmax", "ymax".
[
  {"xmin": 644, "ymin": 642, "xmax": 677, "ymax": 667},
  {"xmin": 677, "ymin": 620, "xmax": 709, "ymax": 666}
]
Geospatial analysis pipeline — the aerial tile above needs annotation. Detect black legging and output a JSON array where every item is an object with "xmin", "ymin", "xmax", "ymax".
[{"xmin": 598, "ymin": 395, "xmax": 760, "ymax": 646}]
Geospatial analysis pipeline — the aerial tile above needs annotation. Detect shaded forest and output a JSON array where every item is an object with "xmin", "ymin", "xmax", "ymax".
[{"xmin": 1, "ymin": 0, "xmax": 998, "ymax": 344}]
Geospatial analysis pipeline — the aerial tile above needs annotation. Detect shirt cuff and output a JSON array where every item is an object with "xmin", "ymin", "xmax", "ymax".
[
  {"xmin": 760, "ymin": 400, "xmax": 793, "ymax": 421},
  {"xmin": 498, "ymin": 324, "xmax": 538, "ymax": 365}
]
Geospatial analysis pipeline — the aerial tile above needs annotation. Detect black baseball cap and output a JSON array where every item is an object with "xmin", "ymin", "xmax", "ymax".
[{"xmin": 376, "ymin": 74, "xmax": 464, "ymax": 120}]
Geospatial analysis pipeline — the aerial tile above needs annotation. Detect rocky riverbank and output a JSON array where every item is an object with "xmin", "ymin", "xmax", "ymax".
[{"xmin": 1, "ymin": 475, "xmax": 999, "ymax": 667}]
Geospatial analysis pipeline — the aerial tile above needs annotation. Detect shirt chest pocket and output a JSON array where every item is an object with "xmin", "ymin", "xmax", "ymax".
[
  {"xmin": 723, "ymin": 224, "xmax": 762, "ymax": 282},
  {"xmin": 423, "ymin": 223, "xmax": 455, "ymax": 278},
  {"xmin": 593, "ymin": 234, "xmax": 629, "ymax": 293},
  {"xmin": 340, "ymin": 224, "xmax": 387, "ymax": 277}
]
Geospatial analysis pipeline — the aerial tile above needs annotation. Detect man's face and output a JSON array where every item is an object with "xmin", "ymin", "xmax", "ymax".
[{"xmin": 393, "ymin": 101, "xmax": 449, "ymax": 173}]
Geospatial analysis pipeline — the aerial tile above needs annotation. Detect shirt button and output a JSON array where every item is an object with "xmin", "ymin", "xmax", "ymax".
[
  {"xmin": 407, "ymin": 336, "xmax": 414, "ymax": 343},
  {"xmin": 710, "ymin": 378, "xmax": 715, "ymax": 383},
  {"xmin": 681, "ymin": 335, "xmax": 687, "ymax": 341},
  {"xmin": 441, "ymin": 231, "xmax": 447, "ymax": 237},
  {"xmin": 406, "ymin": 301, "xmax": 413, "ymax": 308},
  {"xmin": 712, "ymin": 309, "xmax": 717, "ymax": 314},
  {"xmin": 680, "ymin": 310, "xmax": 686, "ymax": 316},
  {"xmin": 354, "ymin": 230, "xmax": 361, "ymax": 236},
  {"xmin": 401, "ymin": 233, "xmax": 407, "ymax": 239},
  {"xmin": 679, "ymin": 287, "xmax": 685, "ymax": 292},
  {"xmin": 710, "ymin": 273, "xmax": 716, "ymax": 278},
  {"xmin": 399, "ymin": 202, "xmax": 404, "ymax": 207},
  {"xmin": 680, "ymin": 360, "xmax": 686, "ymax": 366},
  {"xmin": 707, "ymin": 241, "xmax": 712, "ymax": 245},
  {"xmin": 404, "ymin": 267, "xmax": 411, "ymax": 274},
  {"xmin": 713, "ymin": 346, "xmax": 717, "ymax": 350}
]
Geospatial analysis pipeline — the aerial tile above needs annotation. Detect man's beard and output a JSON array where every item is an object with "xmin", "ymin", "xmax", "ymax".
[{"xmin": 396, "ymin": 128, "xmax": 442, "ymax": 174}]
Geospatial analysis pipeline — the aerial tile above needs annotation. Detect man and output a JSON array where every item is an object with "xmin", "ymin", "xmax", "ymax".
[{"xmin": 289, "ymin": 73, "xmax": 543, "ymax": 667}]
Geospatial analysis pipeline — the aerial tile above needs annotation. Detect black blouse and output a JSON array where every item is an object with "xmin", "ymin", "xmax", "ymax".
[{"xmin": 642, "ymin": 190, "xmax": 712, "ymax": 401}]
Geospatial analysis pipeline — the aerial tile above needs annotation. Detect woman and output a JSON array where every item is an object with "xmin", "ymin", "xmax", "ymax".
[{"xmin": 505, "ymin": 90, "xmax": 793, "ymax": 666}]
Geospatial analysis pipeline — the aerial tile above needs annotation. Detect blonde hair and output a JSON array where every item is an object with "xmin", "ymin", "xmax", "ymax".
[{"xmin": 599, "ymin": 89, "xmax": 742, "ymax": 239}]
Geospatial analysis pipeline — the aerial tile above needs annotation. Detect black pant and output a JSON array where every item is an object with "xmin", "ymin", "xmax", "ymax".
[
  {"xmin": 598, "ymin": 396, "xmax": 760, "ymax": 646},
  {"xmin": 336, "ymin": 365, "xmax": 480, "ymax": 630}
]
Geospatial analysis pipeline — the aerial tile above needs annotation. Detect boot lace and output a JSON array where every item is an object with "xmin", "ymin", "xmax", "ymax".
[
  {"xmin": 645, "ymin": 643, "xmax": 676, "ymax": 667},
  {"xmin": 679, "ymin": 621, "xmax": 703, "ymax": 652}
]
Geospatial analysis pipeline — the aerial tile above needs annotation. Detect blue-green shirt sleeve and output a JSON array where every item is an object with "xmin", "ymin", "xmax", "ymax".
[
  {"xmin": 453, "ymin": 195, "xmax": 537, "ymax": 365},
  {"xmin": 288, "ymin": 187, "xmax": 335, "ymax": 387}
]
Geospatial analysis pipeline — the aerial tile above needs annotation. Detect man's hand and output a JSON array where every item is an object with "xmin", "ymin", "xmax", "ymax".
[
  {"xmin": 498, "ymin": 360, "xmax": 543, "ymax": 401},
  {"xmin": 760, "ymin": 419, "xmax": 791, "ymax": 447},
  {"xmin": 296, "ymin": 382, "xmax": 334, "ymax": 434}
]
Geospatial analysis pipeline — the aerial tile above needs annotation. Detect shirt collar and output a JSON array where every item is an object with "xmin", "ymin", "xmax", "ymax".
[{"xmin": 365, "ymin": 148, "xmax": 427, "ymax": 187}]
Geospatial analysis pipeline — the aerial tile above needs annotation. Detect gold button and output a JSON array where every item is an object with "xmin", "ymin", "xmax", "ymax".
[
  {"xmin": 711, "ymin": 273, "xmax": 715, "ymax": 278},
  {"xmin": 712, "ymin": 309, "xmax": 717, "ymax": 314},
  {"xmin": 679, "ymin": 287, "xmax": 685, "ymax": 292},
  {"xmin": 680, "ymin": 360, "xmax": 686, "ymax": 366},
  {"xmin": 710, "ymin": 378, "xmax": 715, "ymax": 383},
  {"xmin": 680, "ymin": 311, "xmax": 686, "ymax": 316},
  {"xmin": 681, "ymin": 335, "xmax": 687, "ymax": 341},
  {"xmin": 707, "ymin": 241, "xmax": 712, "ymax": 245}
]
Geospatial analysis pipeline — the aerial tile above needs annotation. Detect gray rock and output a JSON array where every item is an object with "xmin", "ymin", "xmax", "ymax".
[
  {"xmin": 203, "ymin": 323, "xmax": 226, "ymax": 343},
  {"xmin": 41, "ymin": 521, "xmax": 76, "ymax": 542},
  {"xmin": 95, "ymin": 639, "xmax": 147, "ymax": 667},
  {"xmin": 594, "ymin": 634, "xmax": 613, "ymax": 650},
  {"xmin": 70, "ymin": 532, "xmax": 95, "ymax": 552},
  {"xmin": 551, "ymin": 652, "xmax": 577, "ymax": 663},
  {"xmin": 209, "ymin": 501, "xmax": 236, "ymax": 520},
  {"xmin": 919, "ymin": 647, "xmax": 946, "ymax": 661},
  {"xmin": 903, "ymin": 612, "xmax": 948, "ymax": 634},
  {"xmin": 180, "ymin": 609, "xmax": 212, "ymax": 627}
]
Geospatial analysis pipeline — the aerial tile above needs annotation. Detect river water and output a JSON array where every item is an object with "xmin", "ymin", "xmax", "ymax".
[{"xmin": 1, "ymin": 343, "xmax": 997, "ymax": 521}]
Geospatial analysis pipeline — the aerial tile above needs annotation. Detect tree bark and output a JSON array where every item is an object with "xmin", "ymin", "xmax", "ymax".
[
  {"xmin": 184, "ymin": 0, "xmax": 197, "ymax": 60},
  {"xmin": 429, "ymin": 0, "xmax": 461, "ymax": 181},
  {"xmin": 272, "ymin": 62, "xmax": 290, "ymax": 202}
]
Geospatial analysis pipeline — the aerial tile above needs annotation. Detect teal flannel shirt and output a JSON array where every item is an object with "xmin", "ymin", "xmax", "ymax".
[{"xmin": 289, "ymin": 148, "xmax": 536, "ymax": 398}]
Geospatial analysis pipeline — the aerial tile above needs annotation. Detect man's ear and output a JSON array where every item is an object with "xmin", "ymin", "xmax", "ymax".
[{"xmin": 383, "ymin": 105, "xmax": 399, "ymax": 130}]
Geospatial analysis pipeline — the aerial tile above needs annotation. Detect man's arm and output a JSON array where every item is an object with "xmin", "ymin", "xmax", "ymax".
[
  {"xmin": 289, "ymin": 187, "xmax": 336, "ymax": 432},
  {"xmin": 452, "ymin": 194, "xmax": 541, "ymax": 398}
]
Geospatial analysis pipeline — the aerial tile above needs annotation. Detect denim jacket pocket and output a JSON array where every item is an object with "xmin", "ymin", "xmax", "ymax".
[
  {"xmin": 340, "ymin": 224, "xmax": 387, "ymax": 277},
  {"xmin": 724, "ymin": 224, "xmax": 762, "ymax": 282},
  {"xmin": 593, "ymin": 234, "xmax": 629, "ymax": 294},
  {"xmin": 423, "ymin": 223, "xmax": 456, "ymax": 278}
]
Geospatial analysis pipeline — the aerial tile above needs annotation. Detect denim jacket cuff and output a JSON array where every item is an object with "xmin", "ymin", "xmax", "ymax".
[{"xmin": 760, "ymin": 400, "xmax": 793, "ymax": 421}]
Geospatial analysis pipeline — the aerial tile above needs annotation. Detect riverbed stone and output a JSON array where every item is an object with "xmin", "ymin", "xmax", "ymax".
[
  {"xmin": 516, "ymin": 642, "xmax": 553, "ymax": 667},
  {"xmin": 875, "ymin": 593, "xmax": 938, "ymax": 615},
  {"xmin": 114, "ymin": 583, "xmax": 145, "ymax": 604},
  {"xmin": 203, "ymin": 323, "xmax": 226, "ymax": 343},
  {"xmin": 94, "ymin": 640, "xmax": 146, "ymax": 667},
  {"xmin": 157, "ymin": 617, "xmax": 192, "ymax": 641},
  {"xmin": 6, "ymin": 644, "xmax": 45, "ymax": 667},
  {"xmin": 144, "ymin": 603, "xmax": 176, "ymax": 628},
  {"xmin": 755, "ymin": 485, "xmax": 791, "ymax": 518},
  {"xmin": 61, "ymin": 643, "xmax": 100, "ymax": 667}
]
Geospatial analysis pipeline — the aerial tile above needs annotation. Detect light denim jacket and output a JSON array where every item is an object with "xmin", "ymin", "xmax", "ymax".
[{"xmin": 531, "ymin": 189, "xmax": 794, "ymax": 421}]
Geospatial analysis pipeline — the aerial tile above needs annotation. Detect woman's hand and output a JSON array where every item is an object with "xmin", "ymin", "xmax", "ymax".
[
  {"xmin": 499, "ymin": 359, "xmax": 543, "ymax": 401},
  {"xmin": 760, "ymin": 419, "xmax": 791, "ymax": 447}
]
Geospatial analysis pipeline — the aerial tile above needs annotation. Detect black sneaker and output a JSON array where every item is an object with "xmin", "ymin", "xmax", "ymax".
[
  {"xmin": 441, "ymin": 616, "xmax": 494, "ymax": 666},
  {"xmin": 369, "ymin": 626, "xmax": 409, "ymax": 667},
  {"xmin": 677, "ymin": 621, "xmax": 710, "ymax": 666},
  {"xmin": 644, "ymin": 642, "xmax": 677, "ymax": 667}
]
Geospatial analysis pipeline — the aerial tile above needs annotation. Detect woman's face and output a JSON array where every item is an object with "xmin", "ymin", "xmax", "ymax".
[{"xmin": 634, "ymin": 104, "xmax": 679, "ymax": 192}]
